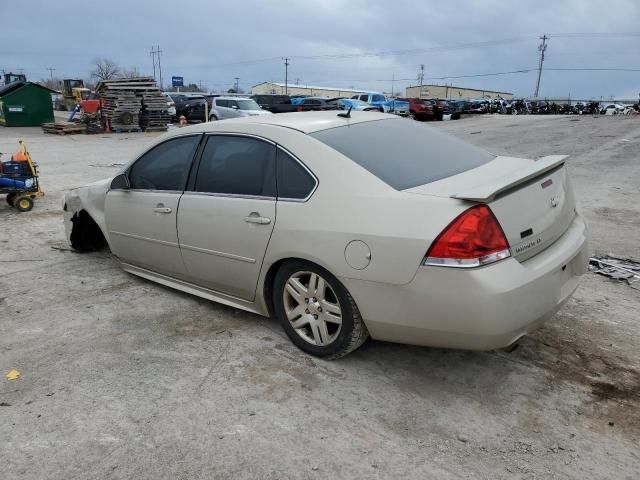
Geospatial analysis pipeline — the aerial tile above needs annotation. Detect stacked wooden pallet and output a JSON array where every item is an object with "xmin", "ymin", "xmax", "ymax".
[
  {"xmin": 42, "ymin": 122, "xmax": 87, "ymax": 135},
  {"xmin": 96, "ymin": 77, "xmax": 168, "ymax": 132},
  {"xmin": 140, "ymin": 91, "xmax": 171, "ymax": 132}
]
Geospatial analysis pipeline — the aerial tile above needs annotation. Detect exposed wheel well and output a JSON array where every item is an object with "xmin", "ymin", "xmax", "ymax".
[{"xmin": 70, "ymin": 210, "xmax": 108, "ymax": 252}]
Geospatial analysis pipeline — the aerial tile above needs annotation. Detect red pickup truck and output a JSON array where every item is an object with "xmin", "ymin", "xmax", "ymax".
[{"xmin": 397, "ymin": 98, "xmax": 435, "ymax": 121}]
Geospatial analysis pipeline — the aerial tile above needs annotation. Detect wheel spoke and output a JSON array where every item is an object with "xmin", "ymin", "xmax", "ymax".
[
  {"xmin": 286, "ymin": 278, "xmax": 307, "ymax": 303},
  {"xmin": 321, "ymin": 300, "xmax": 341, "ymax": 317},
  {"xmin": 286, "ymin": 304, "xmax": 305, "ymax": 321},
  {"xmin": 307, "ymin": 273, "xmax": 318, "ymax": 296},
  {"xmin": 322, "ymin": 311, "xmax": 342, "ymax": 325},
  {"xmin": 310, "ymin": 321, "xmax": 323, "ymax": 345},
  {"xmin": 291, "ymin": 315, "xmax": 311, "ymax": 329},
  {"xmin": 316, "ymin": 277, "xmax": 326, "ymax": 301},
  {"xmin": 317, "ymin": 319, "xmax": 330, "ymax": 345}
]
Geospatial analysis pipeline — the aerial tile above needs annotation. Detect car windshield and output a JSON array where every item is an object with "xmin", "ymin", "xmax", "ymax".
[
  {"xmin": 311, "ymin": 119, "xmax": 495, "ymax": 190},
  {"xmin": 237, "ymin": 100, "xmax": 261, "ymax": 110}
]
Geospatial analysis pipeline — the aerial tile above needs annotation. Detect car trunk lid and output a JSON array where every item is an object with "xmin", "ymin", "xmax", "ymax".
[{"xmin": 405, "ymin": 155, "xmax": 576, "ymax": 261}]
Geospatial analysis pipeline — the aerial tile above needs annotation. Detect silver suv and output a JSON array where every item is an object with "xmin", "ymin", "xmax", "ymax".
[{"xmin": 209, "ymin": 97, "xmax": 272, "ymax": 121}]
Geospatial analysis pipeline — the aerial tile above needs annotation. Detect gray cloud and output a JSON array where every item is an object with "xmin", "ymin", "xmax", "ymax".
[{"xmin": 3, "ymin": 0, "xmax": 639, "ymax": 99}]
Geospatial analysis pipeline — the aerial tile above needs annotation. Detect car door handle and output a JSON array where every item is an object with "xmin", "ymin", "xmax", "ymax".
[
  {"xmin": 153, "ymin": 204, "xmax": 172, "ymax": 214},
  {"xmin": 245, "ymin": 214, "xmax": 271, "ymax": 225}
]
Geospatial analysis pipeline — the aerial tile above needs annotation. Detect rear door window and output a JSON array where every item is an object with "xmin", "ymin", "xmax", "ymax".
[
  {"xmin": 372, "ymin": 94, "xmax": 385, "ymax": 102},
  {"xmin": 194, "ymin": 135, "xmax": 276, "ymax": 197},
  {"xmin": 311, "ymin": 119, "xmax": 494, "ymax": 190}
]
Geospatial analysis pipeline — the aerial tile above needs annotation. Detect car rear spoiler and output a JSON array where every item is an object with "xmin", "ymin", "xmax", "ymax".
[{"xmin": 451, "ymin": 155, "xmax": 568, "ymax": 203}]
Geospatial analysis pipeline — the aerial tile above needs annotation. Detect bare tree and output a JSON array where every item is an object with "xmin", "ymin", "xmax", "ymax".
[
  {"xmin": 90, "ymin": 58, "xmax": 121, "ymax": 81},
  {"xmin": 121, "ymin": 67, "xmax": 141, "ymax": 79},
  {"xmin": 39, "ymin": 77, "xmax": 63, "ymax": 91}
]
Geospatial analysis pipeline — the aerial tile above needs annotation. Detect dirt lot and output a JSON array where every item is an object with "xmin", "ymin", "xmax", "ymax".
[{"xmin": 1, "ymin": 115, "xmax": 639, "ymax": 479}]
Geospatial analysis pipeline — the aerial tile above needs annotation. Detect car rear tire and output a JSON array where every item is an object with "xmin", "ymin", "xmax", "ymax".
[
  {"xmin": 209, "ymin": 114, "xmax": 218, "ymax": 121},
  {"xmin": 273, "ymin": 260, "xmax": 369, "ymax": 359}
]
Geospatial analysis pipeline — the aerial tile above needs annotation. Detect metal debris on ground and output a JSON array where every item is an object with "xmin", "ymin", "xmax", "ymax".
[{"xmin": 589, "ymin": 254, "xmax": 640, "ymax": 289}]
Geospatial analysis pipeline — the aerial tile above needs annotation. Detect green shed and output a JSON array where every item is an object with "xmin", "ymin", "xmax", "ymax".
[{"xmin": 0, "ymin": 81, "xmax": 55, "ymax": 127}]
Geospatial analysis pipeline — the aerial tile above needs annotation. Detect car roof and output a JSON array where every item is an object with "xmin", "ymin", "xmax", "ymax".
[
  {"xmin": 215, "ymin": 96, "xmax": 251, "ymax": 101},
  {"xmin": 169, "ymin": 110, "xmax": 395, "ymax": 134}
]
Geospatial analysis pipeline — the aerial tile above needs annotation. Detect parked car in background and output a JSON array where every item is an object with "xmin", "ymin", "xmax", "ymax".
[
  {"xmin": 168, "ymin": 93, "xmax": 206, "ymax": 121},
  {"xmin": 327, "ymin": 98, "xmax": 379, "ymax": 111},
  {"xmin": 163, "ymin": 93, "xmax": 177, "ymax": 118},
  {"xmin": 209, "ymin": 97, "xmax": 272, "ymax": 120},
  {"xmin": 425, "ymin": 99, "xmax": 451, "ymax": 120},
  {"xmin": 600, "ymin": 103, "xmax": 625, "ymax": 115},
  {"xmin": 268, "ymin": 97, "xmax": 339, "ymax": 113},
  {"xmin": 351, "ymin": 92, "xmax": 409, "ymax": 115},
  {"xmin": 397, "ymin": 98, "xmax": 435, "ymax": 121},
  {"xmin": 63, "ymin": 111, "xmax": 589, "ymax": 359},
  {"xmin": 252, "ymin": 94, "xmax": 291, "ymax": 110}
]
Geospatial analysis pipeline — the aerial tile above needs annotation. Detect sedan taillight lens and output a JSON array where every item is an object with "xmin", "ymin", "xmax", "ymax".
[{"xmin": 423, "ymin": 205, "xmax": 510, "ymax": 268}]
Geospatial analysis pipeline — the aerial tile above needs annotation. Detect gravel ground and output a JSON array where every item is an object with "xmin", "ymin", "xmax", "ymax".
[{"xmin": 1, "ymin": 115, "xmax": 639, "ymax": 479}]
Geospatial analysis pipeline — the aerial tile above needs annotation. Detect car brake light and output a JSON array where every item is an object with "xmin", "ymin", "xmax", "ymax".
[
  {"xmin": 296, "ymin": 105, "xmax": 303, "ymax": 112},
  {"xmin": 423, "ymin": 205, "xmax": 510, "ymax": 268}
]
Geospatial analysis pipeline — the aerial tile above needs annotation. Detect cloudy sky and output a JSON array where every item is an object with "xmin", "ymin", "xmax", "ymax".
[{"xmin": 3, "ymin": 0, "xmax": 639, "ymax": 99}]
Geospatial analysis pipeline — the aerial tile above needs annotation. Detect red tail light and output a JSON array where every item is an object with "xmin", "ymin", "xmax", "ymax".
[
  {"xmin": 424, "ymin": 205, "xmax": 510, "ymax": 268},
  {"xmin": 296, "ymin": 105, "xmax": 303, "ymax": 112}
]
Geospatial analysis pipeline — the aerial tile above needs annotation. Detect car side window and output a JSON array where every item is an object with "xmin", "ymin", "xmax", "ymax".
[
  {"xmin": 194, "ymin": 136, "xmax": 276, "ymax": 197},
  {"xmin": 228, "ymin": 100, "xmax": 238, "ymax": 109},
  {"xmin": 276, "ymin": 149, "xmax": 316, "ymax": 200},
  {"xmin": 372, "ymin": 94, "xmax": 384, "ymax": 102},
  {"xmin": 216, "ymin": 99, "xmax": 226, "ymax": 108},
  {"xmin": 128, "ymin": 135, "xmax": 201, "ymax": 191},
  {"xmin": 360, "ymin": 95, "xmax": 369, "ymax": 102}
]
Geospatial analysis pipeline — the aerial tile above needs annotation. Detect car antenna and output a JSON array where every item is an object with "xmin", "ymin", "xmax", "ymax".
[{"xmin": 337, "ymin": 106, "xmax": 352, "ymax": 118}]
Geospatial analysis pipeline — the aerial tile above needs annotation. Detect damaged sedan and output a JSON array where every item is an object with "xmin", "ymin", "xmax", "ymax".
[{"xmin": 64, "ymin": 111, "xmax": 589, "ymax": 358}]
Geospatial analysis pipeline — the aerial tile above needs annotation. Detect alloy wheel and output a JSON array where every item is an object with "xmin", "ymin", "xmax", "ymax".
[{"xmin": 283, "ymin": 271, "xmax": 342, "ymax": 346}]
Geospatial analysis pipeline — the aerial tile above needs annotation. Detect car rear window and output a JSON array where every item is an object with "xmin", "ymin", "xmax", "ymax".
[{"xmin": 310, "ymin": 119, "xmax": 495, "ymax": 190}]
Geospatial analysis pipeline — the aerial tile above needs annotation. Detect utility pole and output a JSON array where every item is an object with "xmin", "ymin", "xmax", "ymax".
[
  {"xmin": 46, "ymin": 67, "xmax": 55, "ymax": 80},
  {"xmin": 418, "ymin": 64, "xmax": 424, "ymax": 98},
  {"xmin": 534, "ymin": 35, "xmax": 548, "ymax": 98},
  {"xmin": 156, "ymin": 45, "xmax": 163, "ymax": 90},
  {"xmin": 150, "ymin": 46, "xmax": 157, "ymax": 81},
  {"xmin": 234, "ymin": 77, "xmax": 239, "ymax": 92},
  {"xmin": 391, "ymin": 73, "xmax": 395, "ymax": 97},
  {"xmin": 284, "ymin": 57, "xmax": 289, "ymax": 95}
]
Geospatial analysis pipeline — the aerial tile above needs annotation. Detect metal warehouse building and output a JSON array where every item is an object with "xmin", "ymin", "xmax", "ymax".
[
  {"xmin": 251, "ymin": 82, "xmax": 366, "ymax": 98},
  {"xmin": 405, "ymin": 84, "xmax": 513, "ymax": 100}
]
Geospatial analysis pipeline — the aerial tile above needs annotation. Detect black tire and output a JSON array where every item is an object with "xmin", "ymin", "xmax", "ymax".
[
  {"xmin": 209, "ymin": 114, "xmax": 218, "ymax": 121},
  {"xmin": 409, "ymin": 111, "xmax": 416, "ymax": 120},
  {"xmin": 14, "ymin": 195, "xmax": 34, "ymax": 212},
  {"xmin": 273, "ymin": 260, "xmax": 369, "ymax": 359},
  {"xmin": 6, "ymin": 192, "xmax": 17, "ymax": 207},
  {"xmin": 119, "ymin": 111, "xmax": 134, "ymax": 125}
]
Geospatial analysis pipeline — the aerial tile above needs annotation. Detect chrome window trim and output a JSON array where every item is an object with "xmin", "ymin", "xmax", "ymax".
[
  {"xmin": 110, "ymin": 133, "xmax": 204, "ymax": 192},
  {"xmin": 181, "ymin": 191, "xmax": 276, "ymax": 201},
  {"xmin": 275, "ymin": 145, "xmax": 319, "ymax": 203}
]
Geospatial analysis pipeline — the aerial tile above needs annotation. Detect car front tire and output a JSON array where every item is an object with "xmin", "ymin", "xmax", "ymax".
[{"xmin": 273, "ymin": 260, "xmax": 369, "ymax": 359}]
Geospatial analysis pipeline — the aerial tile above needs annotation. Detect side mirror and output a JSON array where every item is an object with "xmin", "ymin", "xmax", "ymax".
[
  {"xmin": 231, "ymin": 105, "xmax": 238, "ymax": 109},
  {"xmin": 110, "ymin": 173, "xmax": 130, "ymax": 190}
]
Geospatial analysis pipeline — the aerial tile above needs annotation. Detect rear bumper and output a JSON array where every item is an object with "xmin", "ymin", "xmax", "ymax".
[{"xmin": 341, "ymin": 214, "xmax": 589, "ymax": 350}]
